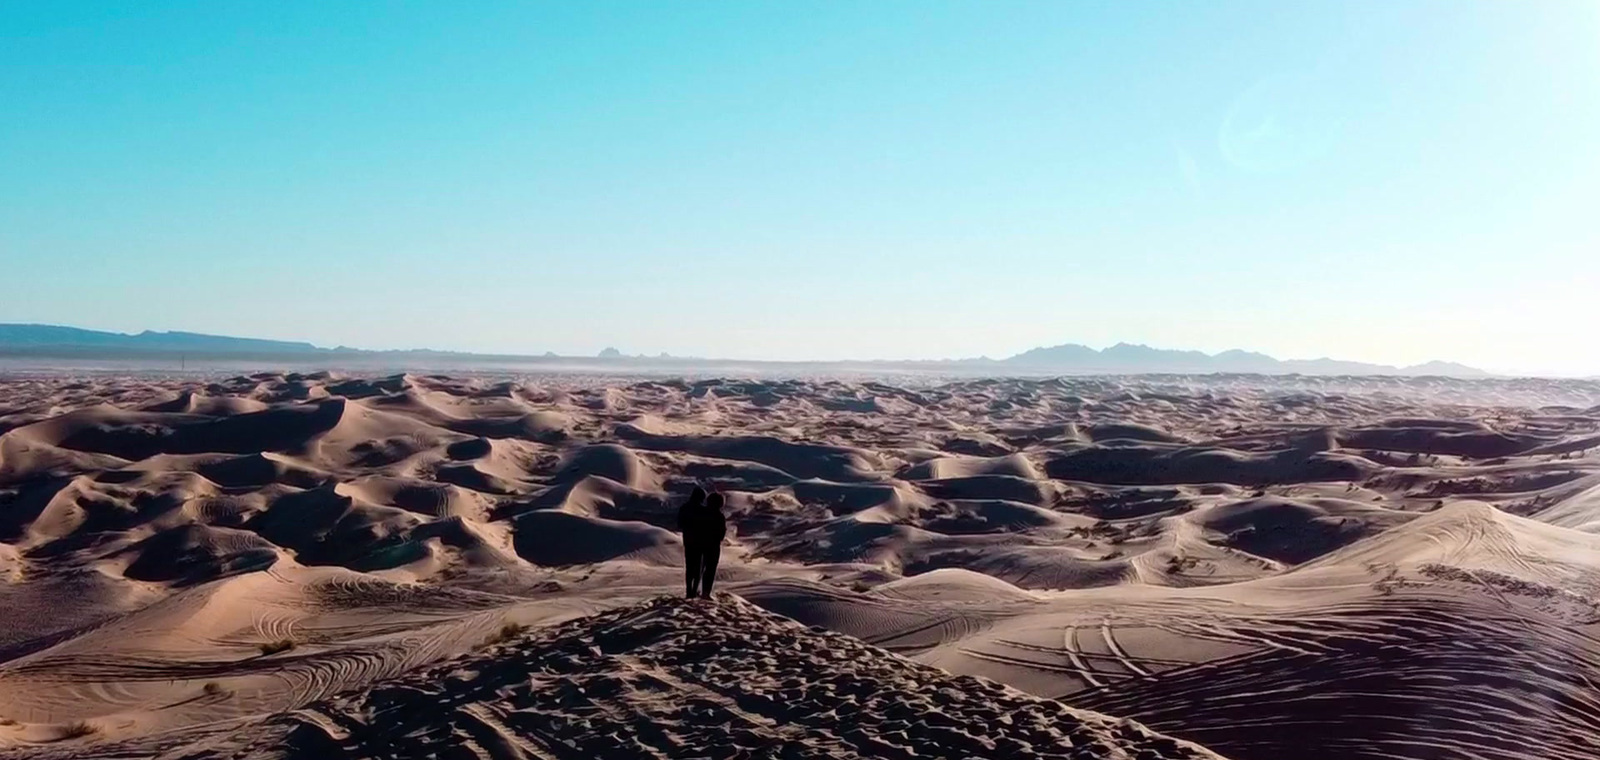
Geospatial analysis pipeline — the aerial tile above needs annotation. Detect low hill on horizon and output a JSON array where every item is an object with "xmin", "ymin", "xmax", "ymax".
[
  {"xmin": 0, "ymin": 322, "xmax": 1490, "ymax": 377},
  {"xmin": 1007, "ymin": 341, "xmax": 1488, "ymax": 377},
  {"xmin": 0, "ymin": 324, "xmax": 320, "ymax": 353}
]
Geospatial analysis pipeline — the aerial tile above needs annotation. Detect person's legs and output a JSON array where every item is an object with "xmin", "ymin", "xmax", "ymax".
[
  {"xmin": 699, "ymin": 547, "xmax": 720, "ymax": 598},
  {"xmin": 684, "ymin": 546, "xmax": 701, "ymax": 598}
]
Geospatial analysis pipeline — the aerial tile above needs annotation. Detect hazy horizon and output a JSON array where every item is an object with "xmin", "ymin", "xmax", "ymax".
[
  {"xmin": 0, "ymin": 320, "xmax": 1548, "ymax": 378},
  {"xmin": 4, "ymin": 2, "xmax": 1597, "ymax": 377}
]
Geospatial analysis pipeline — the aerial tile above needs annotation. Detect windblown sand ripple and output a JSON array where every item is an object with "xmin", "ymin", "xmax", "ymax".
[{"xmin": 26, "ymin": 595, "xmax": 1227, "ymax": 759}]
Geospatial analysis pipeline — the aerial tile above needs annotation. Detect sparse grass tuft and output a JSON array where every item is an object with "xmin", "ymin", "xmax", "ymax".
[
  {"xmin": 54, "ymin": 721, "xmax": 97, "ymax": 741},
  {"xmin": 202, "ymin": 681, "xmax": 229, "ymax": 696},
  {"xmin": 482, "ymin": 622, "xmax": 528, "ymax": 648},
  {"xmin": 258, "ymin": 638, "xmax": 297, "ymax": 656}
]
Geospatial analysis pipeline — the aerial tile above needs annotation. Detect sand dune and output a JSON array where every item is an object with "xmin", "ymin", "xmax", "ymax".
[
  {"xmin": 2, "ymin": 371, "xmax": 1599, "ymax": 758},
  {"xmin": 749, "ymin": 504, "xmax": 1600, "ymax": 759},
  {"xmin": 28, "ymin": 595, "xmax": 1224, "ymax": 759}
]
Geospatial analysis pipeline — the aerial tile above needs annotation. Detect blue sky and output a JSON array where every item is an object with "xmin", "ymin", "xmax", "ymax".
[{"xmin": 3, "ymin": 2, "xmax": 1597, "ymax": 375}]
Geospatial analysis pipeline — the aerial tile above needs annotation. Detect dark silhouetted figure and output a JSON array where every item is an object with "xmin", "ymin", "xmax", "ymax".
[
  {"xmin": 677, "ymin": 487, "xmax": 727, "ymax": 598},
  {"xmin": 678, "ymin": 486, "xmax": 708, "ymax": 598},
  {"xmin": 696, "ymin": 493, "xmax": 727, "ymax": 597}
]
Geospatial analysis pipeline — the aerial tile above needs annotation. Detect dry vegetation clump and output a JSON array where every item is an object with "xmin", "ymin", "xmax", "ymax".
[
  {"xmin": 259, "ymin": 638, "xmax": 297, "ymax": 656},
  {"xmin": 481, "ymin": 622, "xmax": 528, "ymax": 648},
  {"xmin": 54, "ymin": 721, "xmax": 97, "ymax": 741}
]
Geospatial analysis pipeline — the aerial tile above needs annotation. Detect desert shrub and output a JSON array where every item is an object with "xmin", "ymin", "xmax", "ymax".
[
  {"xmin": 482, "ymin": 622, "xmax": 527, "ymax": 648},
  {"xmin": 54, "ymin": 721, "xmax": 97, "ymax": 740},
  {"xmin": 259, "ymin": 638, "xmax": 296, "ymax": 656}
]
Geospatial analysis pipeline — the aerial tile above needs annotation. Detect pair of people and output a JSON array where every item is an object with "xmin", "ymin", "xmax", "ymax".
[{"xmin": 677, "ymin": 486, "xmax": 726, "ymax": 598}]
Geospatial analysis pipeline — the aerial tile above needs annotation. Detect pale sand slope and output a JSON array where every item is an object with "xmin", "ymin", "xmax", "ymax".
[
  {"xmin": 749, "ymin": 503, "xmax": 1600, "ymax": 760},
  {"xmin": 1, "ymin": 372, "xmax": 1599, "ymax": 758},
  {"xmin": 10, "ymin": 595, "xmax": 1228, "ymax": 760}
]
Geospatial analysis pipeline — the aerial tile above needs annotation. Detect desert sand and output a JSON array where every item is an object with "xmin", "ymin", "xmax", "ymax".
[{"xmin": 3, "ymin": 371, "xmax": 1600, "ymax": 759}]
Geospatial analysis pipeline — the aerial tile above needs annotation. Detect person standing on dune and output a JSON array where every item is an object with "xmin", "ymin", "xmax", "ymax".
[
  {"xmin": 677, "ymin": 486, "xmax": 727, "ymax": 599},
  {"xmin": 696, "ymin": 492, "xmax": 728, "ymax": 598},
  {"xmin": 678, "ymin": 486, "xmax": 708, "ymax": 598}
]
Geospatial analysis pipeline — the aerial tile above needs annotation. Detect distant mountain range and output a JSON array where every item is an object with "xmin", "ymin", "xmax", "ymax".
[
  {"xmin": 0, "ymin": 323, "xmax": 1490, "ymax": 377},
  {"xmin": 1004, "ymin": 342, "xmax": 1487, "ymax": 377},
  {"xmin": 0, "ymin": 324, "xmax": 320, "ymax": 353}
]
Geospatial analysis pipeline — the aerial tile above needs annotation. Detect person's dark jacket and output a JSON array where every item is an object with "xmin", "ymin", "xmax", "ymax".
[
  {"xmin": 678, "ymin": 488, "xmax": 726, "ymax": 547},
  {"xmin": 698, "ymin": 492, "xmax": 727, "ymax": 546},
  {"xmin": 677, "ymin": 486, "xmax": 707, "ymax": 537}
]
